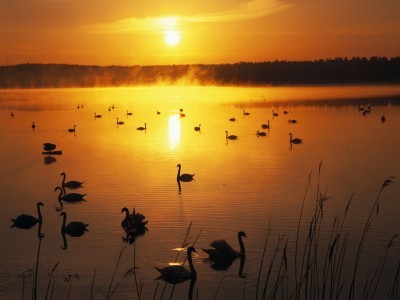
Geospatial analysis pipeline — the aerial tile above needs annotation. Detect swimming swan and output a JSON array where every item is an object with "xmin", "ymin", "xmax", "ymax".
[
  {"xmin": 60, "ymin": 212, "xmax": 88, "ymax": 237},
  {"xmin": 60, "ymin": 172, "xmax": 84, "ymax": 189},
  {"xmin": 11, "ymin": 202, "xmax": 44, "ymax": 229},
  {"xmin": 155, "ymin": 246, "xmax": 197, "ymax": 284},
  {"xmin": 55, "ymin": 186, "xmax": 86, "ymax": 203},
  {"xmin": 202, "ymin": 231, "xmax": 246, "ymax": 261},
  {"xmin": 225, "ymin": 131, "xmax": 238, "ymax": 140},
  {"xmin": 289, "ymin": 133, "xmax": 303, "ymax": 144},
  {"xmin": 177, "ymin": 164, "xmax": 195, "ymax": 182}
]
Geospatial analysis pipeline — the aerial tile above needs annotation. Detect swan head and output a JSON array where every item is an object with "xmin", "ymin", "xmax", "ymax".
[
  {"xmin": 59, "ymin": 212, "xmax": 66, "ymax": 217},
  {"xmin": 187, "ymin": 246, "xmax": 197, "ymax": 254},
  {"xmin": 60, "ymin": 172, "xmax": 66, "ymax": 177},
  {"xmin": 37, "ymin": 202, "xmax": 45, "ymax": 208},
  {"xmin": 54, "ymin": 186, "xmax": 63, "ymax": 192},
  {"xmin": 121, "ymin": 207, "xmax": 129, "ymax": 214},
  {"xmin": 238, "ymin": 231, "xmax": 247, "ymax": 238},
  {"xmin": 177, "ymin": 164, "xmax": 181, "ymax": 168}
]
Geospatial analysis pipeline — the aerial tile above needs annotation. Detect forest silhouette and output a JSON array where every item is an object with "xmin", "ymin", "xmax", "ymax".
[{"xmin": 1, "ymin": 57, "xmax": 399, "ymax": 88}]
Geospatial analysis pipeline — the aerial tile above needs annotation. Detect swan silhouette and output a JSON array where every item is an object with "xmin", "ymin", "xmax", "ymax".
[
  {"xmin": 68, "ymin": 125, "xmax": 76, "ymax": 133},
  {"xmin": 32, "ymin": 122, "xmax": 36, "ymax": 130},
  {"xmin": 126, "ymin": 110, "xmax": 133, "ymax": 116},
  {"xmin": 60, "ymin": 212, "xmax": 89, "ymax": 237},
  {"xmin": 43, "ymin": 143, "xmax": 56, "ymax": 152},
  {"xmin": 11, "ymin": 202, "xmax": 44, "ymax": 229},
  {"xmin": 288, "ymin": 119, "xmax": 297, "ymax": 124},
  {"xmin": 225, "ymin": 131, "xmax": 238, "ymax": 140},
  {"xmin": 55, "ymin": 186, "xmax": 86, "ymax": 203},
  {"xmin": 256, "ymin": 130, "xmax": 267, "ymax": 137},
  {"xmin": 229, "ymin": 117, "xmax": 236, "ymax": 122},
  {"xmin": 194, "ymin": 124, "xmax": 201, "ymax": 131},
  {"xmin": 289, "ymin": 133, "xmax": 303, "ymax": 144},
  {"xmin": 261, "ymin": 120, "xmax": 270, "ymax": 129},
  {"xmin": 137, "ymin": 123, "xmax": 146, "ymax": 131},
  {"xmin": 243, "ymin": 110, "xmax": 250, "ymax": 116},
  {"xmin": 272, "ymin": 110, "xmax": 278, "ymax": 117},
  {"xmin": 121, "ymin": 207, "xmax": 148, "ymax": 229},
  {"xmin": 116, "ymin": 118, "xmax": 124, "ymax": 125},
  {"xmin": 94, "ymin": 113, "xmax": 102, "ymax": 118},
  {"xmin": 177, "ymin": 164, "xmax": 195, "ymax": 182},
  {"xmin": 155, "ymin": 246, "xmax": 197, "ymax": 284},
  {"xmin": 60, "ymin": 172, "xmax": 84, "ymax": 189},
  {"xmin": 202, "ymin": 231, "xmax": 247, "ymax": 261}
]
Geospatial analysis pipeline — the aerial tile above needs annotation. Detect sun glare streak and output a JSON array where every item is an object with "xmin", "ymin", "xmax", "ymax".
[{"xmin": 168, "ymin": 114, "xmax": 181, "ymax": 149}]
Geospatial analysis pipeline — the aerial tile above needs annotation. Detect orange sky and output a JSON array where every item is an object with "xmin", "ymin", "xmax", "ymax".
[{"xmin": 1, "ymin": 0, "xmax": 400, "ymax": 66}]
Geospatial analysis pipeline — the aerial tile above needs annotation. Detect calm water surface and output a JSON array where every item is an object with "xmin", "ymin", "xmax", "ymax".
[{"xmin": 1, "ymin": 85, "xmax": 400, "ymax": 299}]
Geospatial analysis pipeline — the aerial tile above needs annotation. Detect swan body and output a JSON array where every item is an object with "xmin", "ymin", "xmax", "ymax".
[
  {"xmin": 61, "ymin": 172, "xmax": 84, "ymax": 189},
  {"xmin": 121, "ymin": 207, "xmax": 148, "ymax": 229},
  {"xmin": 116, "ymin": 118, "xmax": 124, "ymax": 125},
  {"xmin": 272, "ymin": 110, "xmax": 278, "ymax": 117},
  {"xmin": 155, "ymin": 247, "xmax": 197, "ymax": 284},
  {"xmin": 126, "ymin": 110, "xmax": 133, "ymax": 116},
  {"xmin": 288, "ymin": 119, "xmax": 297, "ymax": 124},
  {"xmin": 289, "ymin": 133, "xmax": 303, "ymax": 144},
  {"xmin": 60, "ymin": 212, "xmax": 88, "ymax": 237},
  {"xmin": 137, "ymin": 123, "xmax": 146, "ymax": 130},
  {"xmin": 43, "ymin": 143, "xmax": 56, "ymax": 152},
  {"xmin": 257, "ymin": 130, "xmax": 267, "ymax": 137},
  {"xmin": 94, "ymin": 113, "xmax": 102, "ymax": 118},
  {"xmin": 243, "ymin": 110, "xmax": 250, "ymax": 116},
  {"xmin": 202, "ymin": 231, "xmax": 246, "ymax": 261},
  {"xmin": 68, "ymin": 125, "xmax": 76, "ymax": 133},
  {"xmin": 177, "ymin": 164, "xmax": 195, "ymax": 182},
  {"xmin": 225, "ymin": 131, "xmax": 238, "ymax": 140},
  {"xmin": 229, "ymin": 117, "xmax": 236, "ymax": 122},
  {"xmin": 32, "ymin": 122, "xmax": 36, "ymax": 130},
  {"xmin": 194, "ymin": 124, "xmax": 201, "ymax": 131},
  {"xmin": 55, "ymin": 186, "xmax": 86, "ymax": 202},
  {"xmin": 261, "ymin": 120, "xmax": 270, "ymax": 129},
  {"xmin": 11, "ymin": 202, "xmax": 44, "ymax": 229}
]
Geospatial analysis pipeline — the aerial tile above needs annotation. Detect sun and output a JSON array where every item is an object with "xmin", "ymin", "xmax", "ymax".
[{"xmin": 164, "ymin": 30, "xmax": 181, "ymax": 46}]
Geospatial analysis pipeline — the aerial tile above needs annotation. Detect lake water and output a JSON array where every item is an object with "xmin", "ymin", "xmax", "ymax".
[{"xmin": 1, "ymin": 85, "xmax": 400, "ymax": 299}]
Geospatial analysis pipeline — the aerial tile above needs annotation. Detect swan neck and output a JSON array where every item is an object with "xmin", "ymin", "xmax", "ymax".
[
  {"xmin": 177, "ymin": 165, "xmax": 181, "ymax": 180},
  {"xmin": 238, "ymin": 235, "xmax": 246, "ymax": 257},
  {"xmin": 37, "ymin": 204, "xmax": 43, "ymax": 222},
  {"xmin": 61, "ymin": 173, "xmax": 66, "ymax": 185},
  {"xmin": 61, "ymin": 214, "xmax": 66, "ymax": 233},
  {"xmin": 188, "ymin": 250, "xmax": 197, "ymax": 278}
]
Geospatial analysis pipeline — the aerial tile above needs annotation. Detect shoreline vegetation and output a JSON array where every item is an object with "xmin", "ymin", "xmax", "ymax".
[{"xmin": 1, "ymin": 57, "xmax": 400, "ymax": 88}]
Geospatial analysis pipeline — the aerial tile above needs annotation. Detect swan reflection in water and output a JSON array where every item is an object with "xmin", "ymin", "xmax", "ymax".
[
  {"xmin": 202, "ymin": 231, "xmax": 246, "ymax": 272},
  {"xmin": 44, "ymin": 156, "xmax": 56, "ymax": 164}
]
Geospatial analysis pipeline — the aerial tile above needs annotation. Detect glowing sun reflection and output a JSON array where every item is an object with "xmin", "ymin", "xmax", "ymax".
[{"xmin": 168, "ymin": 114, "xmax": 181, "ymax": 149}]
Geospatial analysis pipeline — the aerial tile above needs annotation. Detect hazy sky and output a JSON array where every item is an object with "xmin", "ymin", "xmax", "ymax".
[{"xmin": 1, "ymin": 0, "xmax": 400, "ymax": 65}]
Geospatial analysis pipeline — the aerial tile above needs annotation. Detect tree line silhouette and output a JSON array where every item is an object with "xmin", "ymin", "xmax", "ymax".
[{"xmin": 1, "ymin": 57, "xmax": 399, "ymax": 88}]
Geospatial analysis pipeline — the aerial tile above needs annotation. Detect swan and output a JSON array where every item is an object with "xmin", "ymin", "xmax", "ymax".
[
  {"xmin": 116, "ymin": 118, "xmax": 124, "ymax": 125},
  {"xmin": 126, "ymin": 110, "xmax": 133, "ymax": 116},
  {"xmin": 11, "ymin": 202, "xmax": 44, "ymax": 229},
  {"xmin": 60, "ymin": 172, "xmax": 84, "ymax": 189},
  {"xmin": 256, "ymin": 130, "xmax": 267, "ymax": 137},
  {"xmin": 11, "ymin": 111, "xmax": 14, "ymax": 118},
  {"xmin": 284, "ymin": 110, "xmax": 288, "ymax": 115},
  {"xmin": 94, "ymin": 113, "xmax": 102, "ymax": 118},
  {"xmin": 202, "ymin": 231, "xmax": 246, "ymax": 261},
  {"xmin": 68, "ymin": 125, "xmax": 76, "ymax": 133},
  {"xmin": 381, "ymin": 115, "xmax": 386, "ymax": 123},
  {"xmin": 261, "ymin": 120, "xmax": 270, "ymax": 129},
  {"xmin": 272, "ymin": 110, "xmax": 278, "ymax": 117},
  {"xmin": 194, "ymin": 124, "xmax": 201, "ymax": 131},
  {"xmin": 121, "ymin": 207, "xmax": 148, "ymax": 229},
  {"xmin": 288, "ymin": 119, "xmax": 297, "ymax": 124},
  {"xmin": 137, "ymin": 123, "xmax": 146, "ymax": 131},
  {"xmin": 243, "ymin": 110, "xmax": 250, "ymax": 116},
  {"xmin": 32, "ymin": 122, "xmax": 36, "ymax": 130},
  {"xmin": 60, "ymin": 212, "xmax": 89, "ymax": 237},
  {"xmin": 157, "ymin": 111, "xmax": 161, "ymax": 115},
  {"xmin": 177, "ymin": 164, "xmax": 195, "ymax": 182},
  {"xmin": 289, "ymin": 133, "xmax": 303, "ymax": 144},
  {"xmin": 55, "ymin": 186, "xmax": 86, "ymax": 203},
  {"xmin": 229, "ymin": 117, "xmax": 236, "ymax": 122},
  {"xmin": 43, "ymin": 143, "xmax": 56, "ymax": 152},
  {"xmin": 155, "ymin": 247, "xmax": 197, "ymax": 284},
  {"xmin": 225, "ymin": 131, "xmax": 238, "ymax": 140}
]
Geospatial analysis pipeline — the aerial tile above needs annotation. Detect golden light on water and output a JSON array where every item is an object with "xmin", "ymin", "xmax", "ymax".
[{"xmin": 168, "ymin": 114, "xmax": 181, "ymax": 149}]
